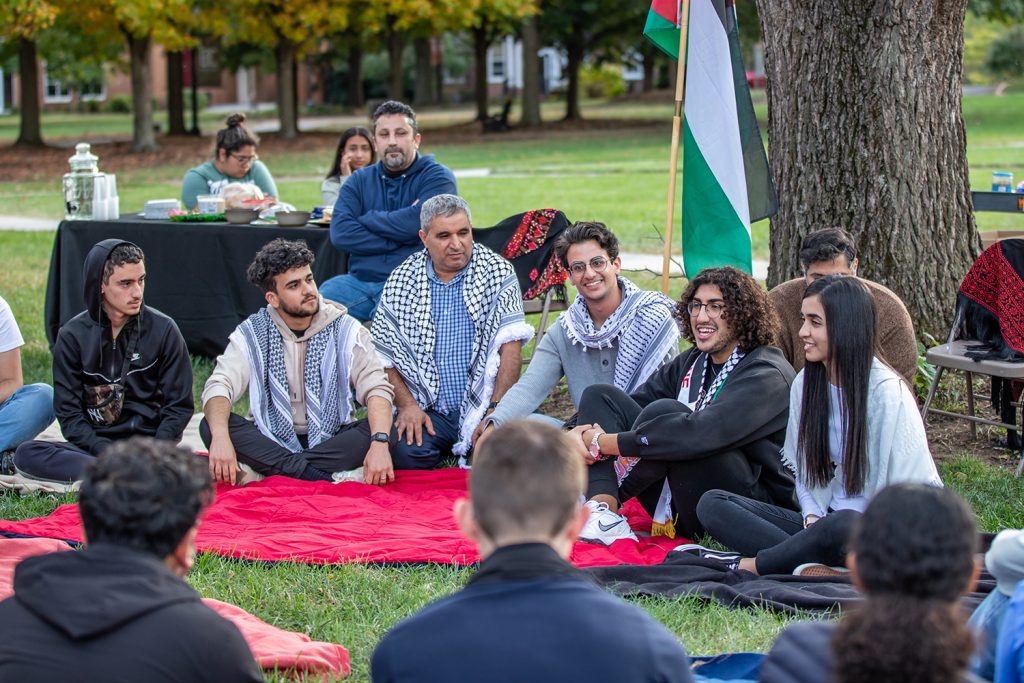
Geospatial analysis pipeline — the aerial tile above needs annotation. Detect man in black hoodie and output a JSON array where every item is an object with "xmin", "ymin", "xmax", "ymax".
[
  {"xmin": 571, "ymin": 266, "xmax": 798, "ymax": 543},
  {"xmin": 14, "ymin": 240, "xmax": 193, "ymax": 481},
  {"xmin": 0, "ymin": 437, "xmax": 263, "ymax": 682}
]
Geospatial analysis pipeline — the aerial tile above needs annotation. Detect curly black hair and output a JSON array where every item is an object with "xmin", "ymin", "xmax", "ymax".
[
  {"xmin": 552, "ymin": 221, "xmax": 620, "ymax": 268},
  {"xmin": 80, "ymin": 437, "xmax": 213, "ymax": 559},
  {"xmin": 372, "ymin": 100, "xmax": 418, "ymax": 133},
  {"xmin": 102, "ymin": 243, "xmax": 145, "ymax": 283},
  {"xmin": 676, "ymin": 266, "xmax": 778, "ymax": 351},
  {"xmin": 832, "ymin": 485, "xmax": 978, "ymax": 683},
  {"xmin": 246, "ymin": 238, "xmax": 315, "ymax": 293}
]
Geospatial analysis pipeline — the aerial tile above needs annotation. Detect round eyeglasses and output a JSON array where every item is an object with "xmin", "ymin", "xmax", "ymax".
[
  {"xmin": 568, "ymin": 256, "xmax": 611, "ymax": 277},
  {"xmin": 686, "ymin": 301, "xmax": 726, "ymax": 318}
]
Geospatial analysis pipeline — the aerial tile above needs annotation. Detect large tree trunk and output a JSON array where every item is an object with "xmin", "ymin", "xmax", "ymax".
[
  {"xmin": 127, "ymin": 33, "xmax": 156, "ymax": 151},
  {"xmin": 759, "ymin": 0, "xmax": 979, "ymax": 338},
  {"xmin": 472, "ymin": 25, "xmax": 490, "ymax": 121},
  {"xmin": 166, "ymin": 51, "xmax": 186, "ymax": 135},
  {"xmin": 15, "ymin": 38, "xmax": 43, "ymax": 147},
  {"xmin": 413, "ymin": 36, "xmax": 434, "ymax": 106},
  {"xmin": 563, "ymin": 37, "xmax": 584, "ymax": 121},
  {"xmin": 387, "ymin": 28, "xmax": 405, "ymax": 100},
  {"xmin": 520, "ymin": 16, "xmax": 541, "ymax": 127},
  {"xmin": 276, "ymin": 40, "xmax": 298, "ymax": 139},
  {"xmin": 347, "ymin": 44, "xmax": 364, "ymax": 108}
]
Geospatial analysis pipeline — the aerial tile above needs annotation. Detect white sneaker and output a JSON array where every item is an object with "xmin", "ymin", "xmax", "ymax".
[
  {"xmin": 331, "ymin": 467, "xmax": 363, "ymax": 484},
  {"xmin": 580, "ymin": 500, "xmax": 638, "ymax": 545}
]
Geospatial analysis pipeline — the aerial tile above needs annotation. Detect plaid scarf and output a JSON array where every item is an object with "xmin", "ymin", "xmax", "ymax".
[
  {"xmin": 372, "ymin": 245, "xmax": 535, "ymax": 460},
  {"xmin": 560, "ymin": 276, "xmax": 679, "ymax": 394},
  {"xmin": 239, "ymin": 307, "xmax": 359, "ymax": 452}
]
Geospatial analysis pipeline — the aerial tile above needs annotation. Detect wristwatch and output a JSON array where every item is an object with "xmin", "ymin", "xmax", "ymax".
[
  {"xmin": 588, "ymin": 431, "xmax": 605, "ymax": 461},
  {"xmin": 487, "ymin": 401, "xmax": 499, "ymax": 411},
  {"xmin": 370, "ymin": 432, "xmax": 390, "ymax": 443}
]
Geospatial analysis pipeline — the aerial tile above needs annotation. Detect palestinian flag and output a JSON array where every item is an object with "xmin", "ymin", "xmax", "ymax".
[{"xmin": 644, "ymin": 0, "xmax": 777, "ymax": 277}]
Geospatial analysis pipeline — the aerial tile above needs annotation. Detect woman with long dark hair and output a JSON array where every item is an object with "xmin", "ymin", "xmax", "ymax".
[
  {"xmin": 759, "ymin": 484, "xmax": 980, "ymax": 683},
  {"xmin": 691, "ymin": 275, "xmax": 941, "ymax": 575},
  {"xmin": 321, "ymin": 127, "xmax": 376, "ymax": 207},
  {"xmin": 181, "ymin": 113, "xmax": 278, "ymax": 210}
]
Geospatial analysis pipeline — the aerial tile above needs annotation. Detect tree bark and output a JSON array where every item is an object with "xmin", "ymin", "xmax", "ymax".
[
  {"xmin": 166, "ymin": 51, "xmax": 186, "ymax": 135},
  {"xmin": 413, "ymin": 36, "xmax": 434, "ymax": 106},
  {"xmin": 15, "ymin": 38, "xmax": 43, "ymax": 147},
  {"xmin": 520, "ymin": 16, "xmax": 542, "ymax": 127},
  {"xmin": 127, "ymin": 33, "xmax": 156, "ymax": 151},
  {"xmin": 759, "ymin": 0, "xmax": 979, "ymax": 338},
  {"xmin": 276, "ymin": 40, "xmax": 298, "ymax": 139},
  {"xmin": 387, "ymin": 28, "xmax": 405, "ymax": 100},
  {"xmin": 563, "ymin": 35, "xmax": 584, "ymax": 121},
  {"xmin": 347, "ymin": 44, "xmax": 364, "ymax": 108},
  {"xmin": 472, "ymin": 25, "xmax": 491, "ymax": 121}
]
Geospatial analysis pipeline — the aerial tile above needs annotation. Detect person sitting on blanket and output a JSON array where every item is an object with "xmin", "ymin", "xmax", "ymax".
[
  {"xmin": 0, "ymin": 437, "xmax": 263, "ymax": 682},
  {"xmin": 370, "ymin": 420, "xmax": 696, "ymax": 683},
  {"xmin": 758, "ymin": 484, "xmax": 981, "ymax": 683},
  {"xmin": 0, "ymin": 294, "xmax": 54, "ymax": 473},
  {"xmin": 13, "ymin": 240, "xmax": 193, "ymax": 482},
  {"xmin": 474, "ymin": 220, "xmax": 678, "ymax": 443},
  {"xmin": 768, "ymin": 227, "xmax": 918, "ymax": 386},
  {"xmin": 371, "ymin": 194, "xmax": 534, "ymax": 470},
  {"xmin": 568, "ymin": 266, "xmax": 797, "ymax": 545},
  {"xmin": 692, "ymin": 276, "xmax": 941, "ymax": 577},
  {"xmin": 201, "ymin": 238, "xmax": 397, "ymax": 486}
]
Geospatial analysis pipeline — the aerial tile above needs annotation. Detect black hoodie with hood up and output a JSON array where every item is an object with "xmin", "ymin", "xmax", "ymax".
[
  {"xmin": 0, "ymin": 543, "xmax": 263, "ymax": 682},
  {"xmin": 51, "ymin": 239, "xmax": 193, "ymax": 454}
]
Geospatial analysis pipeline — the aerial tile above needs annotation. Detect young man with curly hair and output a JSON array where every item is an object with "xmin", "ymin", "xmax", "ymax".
[
  {"xmin": 569, "ymin": 266, "xmax": 798, "ymax": 543},
  {"xmin": 201, "ymin": 239, "xmax": 397, "ymax": 486}
]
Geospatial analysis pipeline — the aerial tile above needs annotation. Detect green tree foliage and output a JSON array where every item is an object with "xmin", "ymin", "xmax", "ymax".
[{"xmin": 986, "ymin": 25, "xmax": 1024, "ymax": 80}]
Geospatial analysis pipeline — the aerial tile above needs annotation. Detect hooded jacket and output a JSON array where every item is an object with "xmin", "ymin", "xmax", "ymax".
[
  {"xmin": 51, "ymin": 239, "xmax": 193, "ymax": 454},
  {"xmin": 0, "ymin": 543, "xmax": 262, "ymax": 683},
  {"xmin": 329, "ymin": 153, "xmax": 458, "ymax": 283}
]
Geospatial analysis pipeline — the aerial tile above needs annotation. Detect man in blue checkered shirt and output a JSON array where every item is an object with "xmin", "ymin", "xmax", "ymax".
[{"xmin": 371, "ymin": 195, "xmax": 535, "ymax": 468}]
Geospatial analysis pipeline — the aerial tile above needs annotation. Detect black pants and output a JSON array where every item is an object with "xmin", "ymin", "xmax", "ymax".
[
  {"xmin": 200, "ymin": 413, "xmax": 386, "ymax": 481},
  {"xmin": 13, "ymin": 440, "xmax": 96, "ymax": 481},
  {"xmin": 578, "ymin": 384, "xmax": 764, "ymax": 538},
  {"xmin": 696, "ymin": 488, "xmax": 860, "ymax": 575}
]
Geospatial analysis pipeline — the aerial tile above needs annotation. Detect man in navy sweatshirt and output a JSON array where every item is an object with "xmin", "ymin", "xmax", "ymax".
[
  {"xmin": 371, "ymin": 420, "xmax": 695, "ymax": 683},
  {"xmin": 321, "ymin": 100, "xmax": 458, "ymax": 322}
]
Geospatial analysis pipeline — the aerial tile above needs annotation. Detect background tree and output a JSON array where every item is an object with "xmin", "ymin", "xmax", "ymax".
[
  {"xmin": 467, "ymin": 0, "xmax": 537, "ymax": 121},
  {"xmin": 986, "ymin": 25, "xmax": 1024, "ymax": 83},
  {"xmin": 760, "ymin": 0, "xmax": 980, "ymax": 337},
  {"xmin": 519, "ymin": 15, "xmax": 542, "ymax": 126},
  {"xmin": 0, "ymin": 0, "xmax": 59, "ymax": 146}
]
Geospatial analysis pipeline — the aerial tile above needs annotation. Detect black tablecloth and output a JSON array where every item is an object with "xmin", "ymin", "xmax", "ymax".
[{"xmin": 45, "ymin": 216, "xmax": 348, "ymax": 357}]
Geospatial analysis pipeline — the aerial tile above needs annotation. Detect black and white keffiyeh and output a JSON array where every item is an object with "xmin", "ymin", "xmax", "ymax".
[
  {"xmin": 372, "ymin": 245, "xmax": 535, "ymax": 460},
  {"xmin": 239, "ymin": 307, "xmax": 360, "ymax": 452},
  {"xmin": 560, "ymin": 276, "xmax": 679, "ymax": 394}
]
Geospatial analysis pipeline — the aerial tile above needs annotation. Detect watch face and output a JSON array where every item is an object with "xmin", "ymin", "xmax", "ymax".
[{"xmin": 371, "ymin": 432, "xmax": 390, "ymax": 443}]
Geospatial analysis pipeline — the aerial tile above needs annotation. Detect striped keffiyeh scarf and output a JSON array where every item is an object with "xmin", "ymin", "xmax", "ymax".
[
  {"xmin": 371, "ymin": 245, "xmax": 535, "ymax": 461},
  {"xmin": 239, "ymin": 307, "xmax": 360, "ymax": 452},
  {"xmin": 560, "ymin": 276, "xmax": 679, "ymax": 394}
]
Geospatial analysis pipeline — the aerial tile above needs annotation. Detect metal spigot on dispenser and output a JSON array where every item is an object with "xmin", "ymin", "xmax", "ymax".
[{"xmin": 62, "ymin": 143, "xmax": 101, "ymax": 220}]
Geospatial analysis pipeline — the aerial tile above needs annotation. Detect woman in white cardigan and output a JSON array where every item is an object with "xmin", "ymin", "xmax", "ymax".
[{"xmin": 692, "ymin": 275, "xmax": 941, "ymax": 576}]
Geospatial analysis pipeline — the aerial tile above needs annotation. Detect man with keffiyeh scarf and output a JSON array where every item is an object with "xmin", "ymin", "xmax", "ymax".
[
  {"xmin": 571, "ymin": 266, "xmax": 798, "ymax": 544},
  {"xmin": 371, "ymin": 195, "xmax": 534, "ymax": 469}
]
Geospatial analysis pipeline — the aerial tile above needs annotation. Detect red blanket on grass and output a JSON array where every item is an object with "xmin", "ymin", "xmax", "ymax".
[
  {"xmin": 0, "ymin": 469, "xmax": 684, "ymax": 567},
  {"xmin": 0, "ymin": 537, "xmax": 350, "ymax": 680}
]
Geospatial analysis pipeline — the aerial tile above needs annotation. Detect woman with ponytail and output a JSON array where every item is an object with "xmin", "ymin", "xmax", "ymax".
[
  {"xmin": 181, "ymin": 113, "xmax": 278, "ymax": 210},
  {"xmin": 692, "ymin": 275, "xmax": 941, "ymax": 575},
  {"xmin": 759, "ymin": 484, "xmax": 981, "ymax": 683}
]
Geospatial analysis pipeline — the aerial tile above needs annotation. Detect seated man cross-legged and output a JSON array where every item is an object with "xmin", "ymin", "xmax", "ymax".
[
  {"xmin": 371, "ymin": 420, "xmax": 696, "ymax": 683},
  {"xmin": 371, "ymin": 194, "xmax": 535, "ymax": 469},
  {"xmin": 15, "ymin": 240, "xmax": 193, "ymax": 481},
  {"xmin": 571, "ymin": 266, "xmax": 797, "ymax": 544},
  {"xmin": 476, "ymin": 220, "xmax": 678, "ymax": 441},
  {"xmin": 0, "ymin": 294, "xmax": 54, "ymax": 471},
  {"xmin": 201, "ymin": 238, "xmax": 397, "ymax": 485}
]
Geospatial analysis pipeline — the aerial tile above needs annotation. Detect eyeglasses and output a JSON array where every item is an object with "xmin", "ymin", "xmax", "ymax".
[
  {"xmin": 568, "ymin": 256, "xmax": 611, "ymax": 277},
  {"xmin": 686, "ymin": 301, "xmax": 726, "ymax": 318},
  {"xmin": 230, "ymin": 152, "xmax": 258, "ymax": 164}
]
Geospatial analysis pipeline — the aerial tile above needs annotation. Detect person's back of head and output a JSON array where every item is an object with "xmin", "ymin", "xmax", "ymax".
[
  {"xmin": 80, "ymin": 436, "xmax": 213, "ymax": 563},
  {"xmin": 833, "ymin": 484, "xmax": 979, "ymax": 683},
  {"xmin": 461, "ymin": 420, "xmax": 586, "ymax": 557}
]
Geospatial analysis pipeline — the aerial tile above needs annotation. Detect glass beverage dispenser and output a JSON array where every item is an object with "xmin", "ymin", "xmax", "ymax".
[{"xmin": 62, "ymin": 143, "xmax": 101, "ymax": 220}]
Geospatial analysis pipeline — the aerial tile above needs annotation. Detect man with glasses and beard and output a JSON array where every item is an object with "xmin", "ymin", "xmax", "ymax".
[
  {"xmin": 200, "ymin": 239, "xmax": 398, "ymax": 486},
  {"xmin": 321, "ymin": 100, "xmax": 458, "ymax": 322},
  {"xmin": 568, "ymin": 266, "xmax": 798, "ymax": 544}
]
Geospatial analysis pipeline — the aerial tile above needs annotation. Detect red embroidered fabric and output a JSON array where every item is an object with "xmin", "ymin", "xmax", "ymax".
[{"xmin": 959, "ymin": 240, "xmax": 1024, "ymax": 354}]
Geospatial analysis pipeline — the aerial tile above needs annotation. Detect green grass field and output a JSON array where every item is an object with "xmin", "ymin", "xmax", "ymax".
[{"xmin": 2, "ymin": 95, "xmax": 1024, "ymax": 681}]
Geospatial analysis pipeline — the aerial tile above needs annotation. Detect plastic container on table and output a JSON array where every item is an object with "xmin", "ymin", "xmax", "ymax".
[{"xmin": 992, "ymin": 171, "xmax": 1014, "ymax": 192}]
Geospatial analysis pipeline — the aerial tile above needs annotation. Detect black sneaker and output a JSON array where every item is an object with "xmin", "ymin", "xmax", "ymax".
[
  {"xmin": 0, "ymin": 450, "xmax": 16, "ymax": 476},
  {"xmin": 672, "ymin": 543, "xmax": 742, "ymax": 569}
]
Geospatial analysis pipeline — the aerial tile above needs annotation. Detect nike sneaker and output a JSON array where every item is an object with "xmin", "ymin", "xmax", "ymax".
[
  {"xmin": 579, "ymin": 500, "xmax": 638, "ymax": 545},
  {"xmin": 671, "ymin": 543, "xmax": 742, "ymax": 569}
]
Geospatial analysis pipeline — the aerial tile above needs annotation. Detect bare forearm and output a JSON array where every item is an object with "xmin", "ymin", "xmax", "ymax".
[
  {"xmin": 203, "ymin": 396, "xmax": 233, "ymax": 439},
  {"xmin": 0, "ymin": 378, "xmax": 20, "ymax": 406},
  {"xmin": 492, "ymin": 341, "xmax": 523, "ymax": 402},
  {"xmin": 386, "ymin": 368, "xmax": 418, "ymax": 410},
  {"xmin": 366, "ymin": 395, "xmax": 393, "ymax": 434}
]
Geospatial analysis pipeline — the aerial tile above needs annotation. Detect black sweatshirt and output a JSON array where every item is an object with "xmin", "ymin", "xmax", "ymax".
[{"xmin": 51, "ymin": 239, "xmax": 193, "ymax": 454}]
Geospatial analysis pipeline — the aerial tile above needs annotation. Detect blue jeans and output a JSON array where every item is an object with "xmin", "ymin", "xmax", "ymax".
[
  {"xmin": 0, "ymin": 383, "xmax": 54, "ymax": 452},
  {"xmin": 392, "ymin": 409, "xmax": 462, "ymax": 470},
  {"xmin": 970, "ymin": 587, "xmax": 1012, "ymax": 681},
  {"xmin": 319, "ymin": 274, "xmax": 386, "ymax": 323}
]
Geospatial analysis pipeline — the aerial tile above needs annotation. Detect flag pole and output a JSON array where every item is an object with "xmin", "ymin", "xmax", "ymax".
[{"xmin": 660, "ymin": 0, "xmax": 692, "ymax": 294}]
